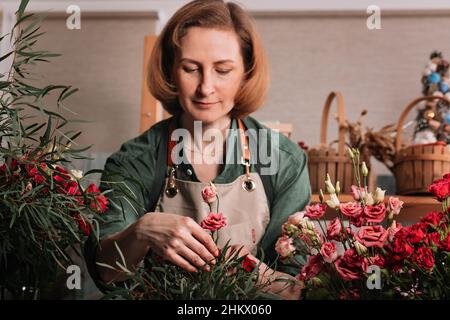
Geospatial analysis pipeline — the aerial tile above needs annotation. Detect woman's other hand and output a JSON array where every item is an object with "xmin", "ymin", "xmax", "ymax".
[{"xmin": 135, "ymin": 212, "xmax": 219, "ymax": 273}]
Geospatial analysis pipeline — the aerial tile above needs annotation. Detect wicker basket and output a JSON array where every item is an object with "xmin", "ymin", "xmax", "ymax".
[
  {"xmin": 307, "ymin": 91, "xmax": 357, "ymax": 194},
  {"xmin": 394, "ymin": 96, "xmax": 450, "ymax": 195}
]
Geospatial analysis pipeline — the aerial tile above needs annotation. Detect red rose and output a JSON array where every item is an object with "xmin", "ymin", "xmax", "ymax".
[
  {"xmin": 420, "ymin": 211, "xmax": 445, "ymax": 227},
  {"xmin": 200, "ymin": 212, "xmax": 227, "ymax": 231},
  {"xmin": 439, "ymin": 234, "xmax": 450, "ymax": 251},
  {"xmin": 299, "ymin": 254, "xmax": 324, "ymax": 281},
  {"xmin": 428, "ymin": 175, "xmax": 450, "ymax": 201},
  {"xmin": 339, "ymin": 202, "xmax": 363, "ymax": 219},
  {"xmin": 334, "ymin": 248, "xmax": 368, "ymax": 281},
  {"xmin": 363, "ymin": 203, "xmax": 386, "ymax": 223},
  {"xmin": 242, "ymin": 256, "xmax": 256, "ymax": 272},
  {"xmin": 413, "ymin": 247, "xmax": 435, "ymax": 271},
  {"xmin": 305, "ymin": 203, "xmax": 327, "ymax": 219},
  {"xmin": 355, "ymin": 225, "xmax": 388, "ymax": 248}
]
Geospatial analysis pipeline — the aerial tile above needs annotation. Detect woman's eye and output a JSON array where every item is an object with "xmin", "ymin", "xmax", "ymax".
[
  {"xmin": 183, "ymin": 67, "xmax": 198, "ymax": 73},
  {"xmin": 216, "ymin": 69, "xmax": 232, "ymax": 75}
]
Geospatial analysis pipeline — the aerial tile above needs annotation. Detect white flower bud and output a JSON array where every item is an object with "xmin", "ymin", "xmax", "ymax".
[
  {"xmin": 335, "ymin": 181, "xmax": 341, "ymax": 194},
  {"xmin": 361, "ymin": 162, "xmax": 369, "ymax": 177},
  {"xmin": 326, "ymin": 193, "xmax": 340, "ymax": 209},
  {"xmin": 70, "ymin": 169, "xmax": 83, "ymax": 180},
  {"xmin": 319, "ymin": 189, "xmax": 325, "ymax": 203},
  {"xmin": 373, "ymin": 187, "xmax": 386, "ymax": 204},
  {"xmin": 325, "ymin": 174, "xmax": 336, "ymax": 194},
  {"xmin": 354, "ymin": 241, "xmax": 368, "ymax": 255},
  {"xmin": 364, "ymin": 193, "xmax": 375, "ymax": 206},
  {"xmin": 346, "ymin": 148, "xmax": 355, "ymax": 160}
]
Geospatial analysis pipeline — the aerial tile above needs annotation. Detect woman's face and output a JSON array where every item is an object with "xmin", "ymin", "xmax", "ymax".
[{"xmin": 173, "ymin": 27, "xmax": 245, "ymax": 124}]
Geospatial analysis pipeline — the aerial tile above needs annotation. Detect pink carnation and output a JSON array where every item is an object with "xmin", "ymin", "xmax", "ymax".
[
  {"xmin": 201, "ymin": 185, "xmax": 217, "ymax": 204},
  {"xmin": 200, "ymin": 212, "xmax": 227, "ymax": 231}
]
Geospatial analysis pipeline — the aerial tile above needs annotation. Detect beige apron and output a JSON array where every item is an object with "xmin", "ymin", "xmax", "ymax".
[{"xmin": 154, "ymin": 119, "xmax": 270, "ymax": 255}]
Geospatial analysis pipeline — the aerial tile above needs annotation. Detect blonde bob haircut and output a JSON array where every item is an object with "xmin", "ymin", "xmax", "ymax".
[{"xmin": 148, "ymin": 0, "xmax": 269, "ymax": 119}]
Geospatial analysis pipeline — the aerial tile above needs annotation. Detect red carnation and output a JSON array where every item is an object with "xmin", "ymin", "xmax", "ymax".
[
  {"xmin": 242, "ymin": 256, "xmax": 256, "ymax": 272},
  {"xmin": 421, "ymin": 211, "xmax": 445, "ymax": 227},
  {"xmin": 86, "ymin": 184, "xmax": 108, "ymax": 213},
  {"xmin": 439, "ymin": 234, "xmax": 450, "ymax": 251},
  {"xmin": 412, "ymin": 247, "xmax": 435, "ymax": 271},
  {"xmin": 428, "ymin": 174, "xmax": 450, "ymax": 201},
  {"xmin": 73, "ymin": 213, "xmax": 91, "ymax": 237}
]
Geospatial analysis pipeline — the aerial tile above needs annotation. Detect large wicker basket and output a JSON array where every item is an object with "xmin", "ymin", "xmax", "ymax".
[
  {"xmin": 308, "ymin": 91, "xmax": 356, "ymax": 194},
  {"xmin": 394, "ymin": 96, "xmax": 450, "ymax": 195}
]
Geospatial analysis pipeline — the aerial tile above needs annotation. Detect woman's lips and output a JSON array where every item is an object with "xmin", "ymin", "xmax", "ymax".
[{"xmin": 192, "ymin": 101, "xmax": 219, "ymax": 109}]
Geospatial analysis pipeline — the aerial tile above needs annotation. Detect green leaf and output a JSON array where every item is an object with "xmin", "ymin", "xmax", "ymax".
[
  {"xmin": 0, "ymin": 51, "xmax": 13, "ymax": 62},
  {"xmin": 17, "ymin": 0, "xmax": 30, "ymax": 19}
]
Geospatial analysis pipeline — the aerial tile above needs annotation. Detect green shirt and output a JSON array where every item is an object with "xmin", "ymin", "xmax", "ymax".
[{"xmin": 85, "ymin": 116, "xmax": 311, "ymax": 283}]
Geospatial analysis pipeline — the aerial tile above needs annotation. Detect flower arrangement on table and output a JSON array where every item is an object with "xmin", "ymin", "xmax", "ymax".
[
  {"xmin": 100, "ymin": 182, "xmax": 273, "ymax": 300},
  {"xmin": 276, "ymin": 148, "xmax": 450, "ymax": 299},
  {"xmin": 0, "ymin": 0, "xmax": 108, "ymax": 299}
]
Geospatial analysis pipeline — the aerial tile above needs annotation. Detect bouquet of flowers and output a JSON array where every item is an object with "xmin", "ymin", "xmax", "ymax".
[
  {"xmin": 99, "ymin": 183, "xmax": 275, "ymax": 300},
  {"xmin": 276, "ymin": 148, "xmax": 450, "ymax": 299},
  {"xmin": 0, "ymin": 0, "xmax": 108, "ymax": 299}
]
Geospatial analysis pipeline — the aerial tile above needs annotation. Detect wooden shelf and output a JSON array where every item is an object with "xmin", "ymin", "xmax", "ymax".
[{"xmin": 311, "ymin": 194, "xmax": 442, "ymax": 223}]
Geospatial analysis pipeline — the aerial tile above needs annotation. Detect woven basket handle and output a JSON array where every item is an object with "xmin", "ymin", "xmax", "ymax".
[
  {"xmin": 395, "ymin": 96, "xmax": 450, "ymax": 151},
  {"xmin": 320, "ymin": 91, "xmax": 346, "ymax": 156}
]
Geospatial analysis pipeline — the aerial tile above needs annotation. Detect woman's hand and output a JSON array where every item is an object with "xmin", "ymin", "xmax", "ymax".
[{"xmin": 134, "ymin": 212, "xmax": 219, "ymax": 273}]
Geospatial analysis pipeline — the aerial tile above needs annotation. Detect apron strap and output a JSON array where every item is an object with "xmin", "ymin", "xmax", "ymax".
[{"xmin": 237, "ymin": 118, "xmax": 251, "ymax": 177}]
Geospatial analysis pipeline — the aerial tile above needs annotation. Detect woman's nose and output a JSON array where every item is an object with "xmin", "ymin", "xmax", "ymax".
[{"xmin": 197, "ymin": 72, "xmax": 215, "ymax": 96}]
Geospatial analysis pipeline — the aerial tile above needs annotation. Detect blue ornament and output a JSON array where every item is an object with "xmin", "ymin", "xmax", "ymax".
[
  {"xmin": 440, "ymin": 82, "xmax": 449, "ymax": 93},
  {"xmin": 428, "ymin": 72, "xmax": 441, "ymax": 84},
  {"xmin": 445, "ymin": 112, "xmax": 450, "ymax": 125}
]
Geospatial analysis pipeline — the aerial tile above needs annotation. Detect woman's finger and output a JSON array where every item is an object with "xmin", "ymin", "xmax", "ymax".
[
  {"xmin": 185, "ymin": 236, "xmax": 217, "ymax": 266},
  {"xmin": 189, "ymin": 222, "xmax": 219, "ymax": 257},
  {"xmin": 166, "ymin": 250, "xmax": 198, "ymax": 273},
  {"xmin": 178, "ymin": 245, "xmax": 211, "ymax": 271}
]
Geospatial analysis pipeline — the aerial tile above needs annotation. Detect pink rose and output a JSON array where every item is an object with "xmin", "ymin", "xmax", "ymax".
[
  {"xmin": 388, "ymin": 197, "xmax": 404, "ymax": 216},
  {"xmin": 287, "ymin": 211, "xmax": 307, "ymax": 226},
  {"xmin": 275, "ymin": 235, "xmax": 296, "ymax": 258},
  {"xmin": 363, "ymin": 203, "xmax": 386, "ymax": 223},
  {"xmin": 334, "ymin": 248, "xmax": 368, "ymax": 281},
  {"xmin": 305, "ymin": 203, "xmax": 327, "ymax": 219},
  {"xmin": 201, "ymin": 185, "xmax": 217, "ymax": 204},
  {"xmin": 299, "ymin": 255, "xmax": 324, "ymax": 281},
  {"xmin": 339, "ymin": 202, "xmax": 363, "ymax": 219},
  {"xmin": 320, "ymin": 242, "xmax": 338, "ymax": 263},
  {"xmin": 355, "ymin": 225, "xmax": 388, "ymax": 248},
  {"xmin": 326, "ymin": 217, "xmax": 342, "ymax": 241},
  {"xmin": 200, "ymin": 212, "xmax": 227, "ymax": 231},
  {"xmin": 350, "ymin": 185, "xmax": 367, "ymax": 201},
  {"xmin": 387, "ymin": 222, "xmax": 402, "ymax": 242}
]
